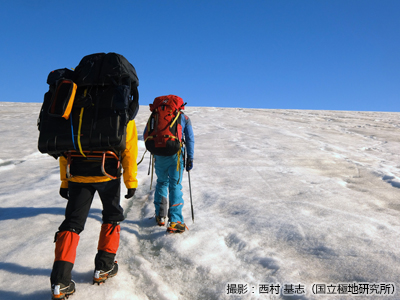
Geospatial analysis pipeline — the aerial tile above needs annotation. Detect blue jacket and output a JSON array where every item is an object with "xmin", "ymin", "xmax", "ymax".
[{"xmin": 181, "ymin": 113, "xmax": 195, "ymax": 160}]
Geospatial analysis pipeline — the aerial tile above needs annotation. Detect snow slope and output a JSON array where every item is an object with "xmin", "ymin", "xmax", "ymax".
[{"xmin": 0, "ymin": 102, "xmax": 400, "ymax": 300}]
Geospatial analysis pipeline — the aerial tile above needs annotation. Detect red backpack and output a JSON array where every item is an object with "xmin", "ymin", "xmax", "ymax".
[{"xmin": 144, "ymin": 95, "xmax": 186, "ymax": 156}]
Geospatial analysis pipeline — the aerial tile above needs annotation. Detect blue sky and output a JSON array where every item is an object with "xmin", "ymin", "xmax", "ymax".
[{"xmin": 0, "ymin": 0, "xmax": 399, "ymax": 111}]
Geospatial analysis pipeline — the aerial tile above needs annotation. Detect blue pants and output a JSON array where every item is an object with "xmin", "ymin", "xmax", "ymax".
[{"xmin": 154, "ymin": 154, "xmax": 184, "ymax": 223}]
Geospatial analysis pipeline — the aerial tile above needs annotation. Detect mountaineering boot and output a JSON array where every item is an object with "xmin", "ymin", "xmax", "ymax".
[
  {"xmin": 167, "ymin": 222, "xmax": 187, "ymax": 233},
  {"xmin": 156, "ymin": 216, "xmax": 165, "ymax": 226},
  {"xmin": 51, "ymin": 280, "xmax": 75, "ymax": 299},
  {"xmin": 93, "ymin": 261, "xmax": 118, "ymax": 284}
]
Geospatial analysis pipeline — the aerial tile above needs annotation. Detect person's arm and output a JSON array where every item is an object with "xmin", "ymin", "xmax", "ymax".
[
  {"xmin": 59, "ymin": 156, "xmax": 69, "ymax": 199},
  {"xmin": 121, "ymin": 120, "xmax": 139, "ymax": 189},
  {"xmin": 59, "ymin": 156, "xmax": 69, "ymax": 189},
  {"xmin": 183, "ymin": 115, "xmax": 194, "ymax": 171},
  {"xmin": 184, "ymin": 115, "xmax": 195, "ymax": 159}
]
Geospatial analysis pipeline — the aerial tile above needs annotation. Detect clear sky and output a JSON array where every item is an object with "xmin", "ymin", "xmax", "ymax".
[{"xmin": 0, "ymin": 0, "xmax": 399, "ymax": 111}]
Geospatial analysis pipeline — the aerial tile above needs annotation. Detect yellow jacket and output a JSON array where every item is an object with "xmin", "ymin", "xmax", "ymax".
[{"xmin": 59, "ymin": 120, "xmax": 138, "ymax": 189}]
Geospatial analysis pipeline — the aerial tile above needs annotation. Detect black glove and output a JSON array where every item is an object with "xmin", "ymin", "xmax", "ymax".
[
  {"xmin": 186, "ymin": 158, "xmax": 193, "ymax": 172},
  {"xmin": 125, "ymin": 188, "xmax": 136, "ymax": 199},
  {"xmin": 59, "ymin": 188, "xmax": 69, "ymax": 200}
]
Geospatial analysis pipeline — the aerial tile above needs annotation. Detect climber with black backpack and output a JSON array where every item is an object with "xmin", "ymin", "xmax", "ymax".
[
  {"xmin": 143, "ymin": 95, "xmax": 195, "ymax": 233},
  {"xmin": 37, "ymin": 53, "xmax": 139, "ymax": 299}
]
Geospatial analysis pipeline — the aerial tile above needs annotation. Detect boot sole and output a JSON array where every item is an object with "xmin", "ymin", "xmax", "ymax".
[
  {"xmin": 93, "ymin": 271, "xmax": 118, "ymax": 285},
  {"xmin": 51, "ymin": 291, "xmax": 75, "ymax": 300},
  {"xmin": 166, "ymin": 228, "xmax": 185, "ymax": 234}
]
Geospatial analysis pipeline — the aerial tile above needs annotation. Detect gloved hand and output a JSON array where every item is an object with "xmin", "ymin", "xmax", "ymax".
[
  {"xmin": 59, "ymin": 188, "xmax": 69, "ymax": 200},
  {"xmin": 125, "ymin": 188, "xmax": 136, "ymax": 199},
  {"xmin": 186, "ymin": 158, "xmax": 193, "ymax": 172}
]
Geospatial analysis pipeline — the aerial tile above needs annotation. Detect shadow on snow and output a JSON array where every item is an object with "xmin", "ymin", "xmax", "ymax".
[
  {"xmin": 0, "ymin": 207, "xmax": 103, "ymax": 223},
  {"xmin": 0, "ymin": 262, "xmax": 94, "ymax": 300}
]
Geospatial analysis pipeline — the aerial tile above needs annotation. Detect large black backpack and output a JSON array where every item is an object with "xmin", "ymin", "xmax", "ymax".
[
  {"xmin": 38, "ymin": 52, "xmax": 139, "ymax": 157},
  {"xmin": 37, "ymin": 53, "xmax": 139, "ymax": 178}
]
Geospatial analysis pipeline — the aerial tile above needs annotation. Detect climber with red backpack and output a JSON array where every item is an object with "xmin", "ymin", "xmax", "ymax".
[{"xmin": 143, "ymin": 95, "xmax": 195, "ymax": 233}]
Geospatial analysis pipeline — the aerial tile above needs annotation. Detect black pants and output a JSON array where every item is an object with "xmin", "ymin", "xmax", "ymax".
[
  {"xmin": 59, "ymin": 179, "xmax": 124, "ymax": 232},
  {"xmin": 51, "ymin": 179, "xmax": 124, "ymax": 286}
]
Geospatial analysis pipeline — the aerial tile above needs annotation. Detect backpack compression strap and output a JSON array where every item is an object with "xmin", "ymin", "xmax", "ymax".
[
  {"xmin": 77, "ymin": 107, "xmax": 86, "ymax": 157},
  {"xmin": 170, "ymin": 111, "xmax": 181, "ymax": 128},
  {"xmin": 76, "ymin": 88, "xmax": 88, "ymax": 157}
]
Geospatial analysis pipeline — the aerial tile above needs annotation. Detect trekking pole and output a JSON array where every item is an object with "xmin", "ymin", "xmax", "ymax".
[
  {"xmin": 183, "ymin": 143, "xmax": 194, "ymax": 223},
  {"xmin": 137, "ymin": 149, "xmax": 147, "ymax": 166},
  {"xmin": 150, "ymin": 154, "xmax": 155, "ymax": 190},
  {"xmin": 188, "ymin": 171, "xmax": 194, "ymax": 223}
]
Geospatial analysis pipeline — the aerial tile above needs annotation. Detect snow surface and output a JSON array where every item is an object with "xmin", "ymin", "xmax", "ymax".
[{"xmin": 0, "ymin": 102, "xmax": 400, "ymax": 300}]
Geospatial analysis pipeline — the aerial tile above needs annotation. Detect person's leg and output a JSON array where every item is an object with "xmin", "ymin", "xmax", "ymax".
[
  {"xmin": 94, "ymin": 179, "xmax": 124, "ymax": 273},
  {"xmin": 97, "ymin": 178, "xmax": 124, "ymax": 224},
  {"xmin": 51, "ymin": 182, "xmax": 95, "ymax": 287},
  {"xmin": 167, "ymin": 153, "xmax": 184, "ymax": 223},
  {"xmin": 51, "ymin": 231, "xmax": 79, "ymax": 287},
  {"xmin": 154, "ymin": 156, "xmax": 170, "ymax": 219}
]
